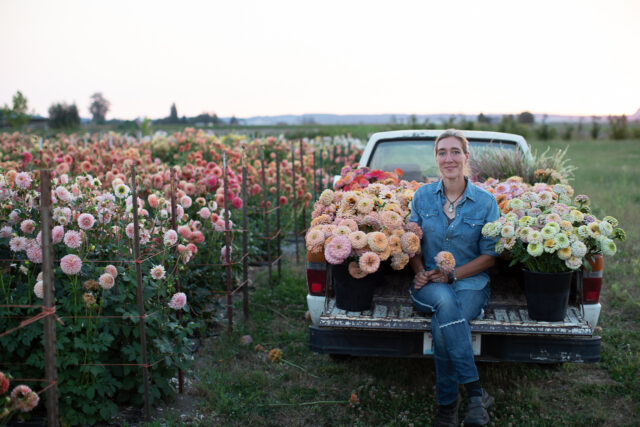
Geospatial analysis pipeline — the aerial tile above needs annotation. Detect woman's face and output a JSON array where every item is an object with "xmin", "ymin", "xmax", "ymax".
[{"xmin": 436, "ymin": 136, "xmax": 468, "ymax": 180}]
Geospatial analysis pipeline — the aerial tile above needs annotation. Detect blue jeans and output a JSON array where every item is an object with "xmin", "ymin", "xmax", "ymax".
[{"xmin": 410, "ymin": 282, "xmax": 490, "ymax": 405}]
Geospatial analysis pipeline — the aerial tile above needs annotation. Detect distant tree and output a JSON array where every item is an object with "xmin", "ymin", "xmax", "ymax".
[
  {"xmin": 517, "ymin": 111, "xmax": 535, "ymax": 125},
  {"xmin": 477, "ymin": 113, "xmax": 492, "ymax": 124},
  {"xmin": 409, "ymin": 114, "xmax": 417, "ymax": 128},
  {"xmin": 49, "ymin": 102, "xmax": 80, "ymax": 129},
  {"xmin": 562, "ymin": 124, "xmax": 574, "ymax": 140},
  {"xmin": 89, "ymin": 92, "xmax": 110, "ymax": 124},
  {"xmin": 576, "ymin": 117, "xmax": 584, "ymax": 137},
  {"xmin": 212, "ymin": 114, "xmax": 221, "ymax": 125},
  {"xmin": 590, "ymin": 116, "xmax": 601, "ymax": 139},
  {"xmin": 2, "ymin": 91, "xmax": 31, "ymax": 128},
  {"xmin": 444, "ymin": 116, "xmax": 457, "ymax": 128},
  {"xmin": 229, "ymin": 116, "xmax": 239, "ymax": 125},
  {"xmin": 608, "ymin": 115, "xmax": 628, "ymax": 140},
  {"xmin": 390, "ymin": 115, "xmax": 397, "ymax": 125},
  {"xmin": 169, "ymin": 103, "xmax": 178, "ymax": 123},
  {"xmin": 536, "ymin": 115, "xmax": 556, "ymax": 140}
]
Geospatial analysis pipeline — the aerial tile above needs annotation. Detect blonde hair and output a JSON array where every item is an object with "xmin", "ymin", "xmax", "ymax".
[{"xmin": 434, "ymin": 129, "xmax": 471, "ymax": 177}]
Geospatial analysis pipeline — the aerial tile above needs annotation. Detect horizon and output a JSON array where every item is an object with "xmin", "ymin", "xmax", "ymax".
[{"xmin": 1, "ymin": 0, "xmax": 639, "ymax": 119}]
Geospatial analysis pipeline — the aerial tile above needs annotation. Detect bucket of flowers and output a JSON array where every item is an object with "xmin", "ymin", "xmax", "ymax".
[
  {"xmin": 306, "ymin": 168, "xmax": 424, "ymax": 311},
  {"xmin": 481, "ymin": 183, "xmax": 625, "ymax": 321}
]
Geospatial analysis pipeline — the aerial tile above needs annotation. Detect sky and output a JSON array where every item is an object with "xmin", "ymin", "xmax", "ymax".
[{"xmin": 1, "ymin": 0, "xmax": 639, "ymax": 120}]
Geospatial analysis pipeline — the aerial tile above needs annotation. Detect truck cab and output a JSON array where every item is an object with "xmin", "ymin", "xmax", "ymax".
[{"xmin": 307, "ymin": 130, "xmax": 602, "ymax": 363}]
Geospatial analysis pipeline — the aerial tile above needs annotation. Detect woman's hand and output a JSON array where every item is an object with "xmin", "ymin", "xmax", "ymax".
[
  {"xmin": 428, "ymin": 269, "xmax": 448, "ymax": 284},
  {"xmin": 413, "ymin": 270, "xmax": 430, "ymax": 290}
]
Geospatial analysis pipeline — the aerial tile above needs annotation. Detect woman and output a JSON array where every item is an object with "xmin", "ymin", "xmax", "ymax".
[{"xmin": 407, "ymin": 129, "xmax": 499, "ymax": 427}]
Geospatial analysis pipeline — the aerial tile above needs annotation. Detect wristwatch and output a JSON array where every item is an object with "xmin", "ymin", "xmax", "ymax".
[{"xmin": 447, "ymin": 269, "xmax": 457, "ymax": 284}]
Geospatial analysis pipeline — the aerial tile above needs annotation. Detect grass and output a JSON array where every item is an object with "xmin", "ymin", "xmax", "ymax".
[{"xmin": 148, "ymin": 138, "xmax": 639, "ymax": 426}]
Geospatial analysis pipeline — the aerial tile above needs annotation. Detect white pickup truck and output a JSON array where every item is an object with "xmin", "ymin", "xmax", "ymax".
[{"xmin": 306, "ymin": 130, "xmax": 602, "ymax": 363}]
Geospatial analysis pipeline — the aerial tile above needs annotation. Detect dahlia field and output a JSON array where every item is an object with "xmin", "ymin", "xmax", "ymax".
[{"xmin": 0, "ymin": 129, "xmax": 361, "ymax": 424}]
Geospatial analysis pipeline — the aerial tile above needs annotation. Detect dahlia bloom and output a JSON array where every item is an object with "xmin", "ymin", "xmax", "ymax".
[
  {"xmin": 400, "ymin": 232, "xmax": 420, "ymax": 255},
  {"xmin": 9, "ymin": 236, "xmax": 28, "ymax": 252},
  {"xmin": 60, "ymin": 254, "xmax": 82, "ymax": 275},
  {"xmin": 20, "ymin": 219, "xmax": 36, "ymax": 234},
  {"xmin": 77, "ymin": 213, "xmax": 96, "ymax": 230},
  {"xmin": 99, "ymin": 273, "xmax": 115, "ymax": 290},
  {"xmin": 105, "ymin": 264, "xmax": 118, "ymax": 278},
  {"xmin": 358, "ymin": 251, "xmax": 381, "ymax": 274},
  {"xmin": 15, "ymin": 172, "xmax": 32, "ymax": 189},
  {"xmin": 168, "ymin": 292, "xmax": 187, "ymax": 310},
  {"xmin": 367, "ymin": 232, "xmax": 388, "ymax": 252},
  {"xmin": 26, "ymin": 244, "xmax": 43, "ymax": 264},
  {"xmin": 435, "ymin": 251, "xmax": 456, "ymax": 275},
  {"xmin": 391, "ymin": 252, "xmax": 410, "ymax": 270},
  {"xmin": 10, "ymin": 384, "xmax": 39, "ymax": 412},
  {"xmin": 63, "ymin": 230, "xmax": 83, "ymax": 249},
  {"xmin": 0, "ymin": 371, "xmax": 9, "ymax": 394},
  {"xmin": 150, "ymin": 265, "xmax": 166, "ymax": 280},
  {"xmin": 305, "ymin": 227, "xmax": 325, "ymax": 249},
  {"xmin": 52, "ymin": 225, "xmax": 64, "ymax": 243},
  {"xmin": 163, "ymin": 229, "xmax": 178, "ymax": 246},
  {"xmin": 324, "ymin": 235, "xmax": 352, "ymax": 265},
  {"xmin": 347, "ymin": 231, "xmax": 367, "ymax": 249},
  {"xmin": 33, "ymin": 281, "xmax": 44, "ymax": 298},
  {"xmin": 348, "ymin": 261, "xmax": 368, "ymax": 279}
]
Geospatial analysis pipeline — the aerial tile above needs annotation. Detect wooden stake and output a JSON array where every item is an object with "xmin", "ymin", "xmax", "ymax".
[
  {"xmin": 223, "ymin": 153, "xmax": 233, "ymax": 333},
  {"xmin": 130, "ymin": 166, "xmax": 151, "ymax": 420},
  {"xmin": 241, "ymin": 153, "xmax": 249, "ymax": 319},
  {"xmin": 260, "ymin": 148, "xmax": 272, "ymax": 289},
  {"xmin": 169, "ymin": 169, "xmax": 184, "ymax": 394},
  {"xmin": 40, "ymin": 170, "xmax": 59, "ymax": 427}
]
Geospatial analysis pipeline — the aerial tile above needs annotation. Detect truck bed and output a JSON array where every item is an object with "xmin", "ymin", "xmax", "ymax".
[{"xmin": 319, "ymin": 264, "xmax": 593, "ymax": 337}]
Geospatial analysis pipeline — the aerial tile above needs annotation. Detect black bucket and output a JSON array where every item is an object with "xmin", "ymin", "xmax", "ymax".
[
  {"xmin": 522, "ymin": 269, "xmax": 572, "ymax": 321},
  {"xmin": 332, "ymin": 263, "xmax": 379, "ymax": 311}
]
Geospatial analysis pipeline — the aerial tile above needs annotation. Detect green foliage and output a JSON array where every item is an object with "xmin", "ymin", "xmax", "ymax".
[
  {"xmin": 590, "ymin": 116, "xmax": 601, "ymax": 139},
  {"xmin": 608, "ymin": 115, "xmax": 628, "ymax": 140},
  {"xmin": 89, "ymin": 92, "xmax": 110, "ymax": 124},
  {"xmin": 517, "ymin": 111, "xmax": 535, "ymax": 124},
  {"xmin": 1, "ymin": 90, "xmax": 31, "ymax": 128},
  {"xmin": 48, "ymin": 102, "xmax": 80, "ymax": 129}
]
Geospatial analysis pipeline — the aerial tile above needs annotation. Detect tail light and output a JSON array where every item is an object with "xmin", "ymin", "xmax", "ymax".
[
  {"xmin": 306, "ymin": 262, "xmax": 327, "ymax": 296},
  {"xmin": 583, "ymin": 255, "xmax": 603, "ymax": 304}
]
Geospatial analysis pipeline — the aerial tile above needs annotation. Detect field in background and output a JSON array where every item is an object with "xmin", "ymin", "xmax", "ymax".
[{"xmin": 149, "ymin": 138, "xmax": 639, "ymax": 426}]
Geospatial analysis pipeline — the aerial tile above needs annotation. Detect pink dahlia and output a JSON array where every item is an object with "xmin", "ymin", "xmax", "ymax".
[
  {"xmin": 163, "ymin": 229, "xmax": 178, "ymax": 246},
  {"xmin": 26, "ymin": 244, "xmax": 43, "ymax": 264},
  {"xmin": 63, "ymin": 230, "xmax": 83, "ymax": 249},
  {"xmin": 55, "ymin": 186, "xmax": 71, "ymax": 203},
  {"xmin": 77, "ymin": 213, "xmax": 96, "ymax": 230},
  {"xmin": 380, "ymin": 211, "xmax": 403, "ymax": 230},
  {"xmin": 305, "ymin": 228, "xmax": 325, "ymax": 249},
  {"xmin": 405, "ymin": 222, "xmax": 423, "ymax": 240},
  {"xmin": 52, "ymin": 225, "xmax": 65, "ymax": 243},
  {"xmin": 359, "ymin": 251, "xmax": 381, "ymax": 274},
  {"xmin": 60, "ymin": 254, "xmax": 82, "ymax": 275},
  {"xmin": 105, "ymin": 264, "xmax": 118, "ymax": 278},
  {"xmin": 221, "ymin": 245, "xmax": 232, "ymax": 264},
  {"xmin": 33, "ymin": 281, "xmax": 44, "ymax": 298},
  {"xmin": 0, "ymin": 225, "xmax": 12, "ymax": 238},
  {"xmin": 348, "ymin": 261, "xmax": 368, "ymax": 279},
  {"xmin": 339, "ymin": 218, "xmax": 358, "ymax": 232},
  {"xmin": 198, "ymin": 207, "xmax": 211, "ymax": 219},
  {"xmin": 9, "ymin": 236, "xmax": 28, "ymax": 252},
  {"xmin": 324, "ymin": 235, "xmax": 352, "ymax": 265},
  {"xmin": 20, "ymin": 219, "xmax": 36, "ymax": 234},
  {"xmin": 400, "ymin": 232, "xmax": 420, "ymax": 256},
  {"xmin": 347, "ymin": 231, "xmax": 368, "ymax": 249},
  {"xmin": 391, "ymin": 252, "xmax": 410, "ymax": 270},
  {"xmin": 10, "ymin": 384, "xmax": 39, "ymax": 413},
  {"xmin": 150, "ymin": 265, "xmax": 166, "ymax": 280},
  {"xmin": 168, "ymin": 292, "xmax": 187, "ymax": 310},
  {"xmin": 435, "ymin": 251, "xmax": 456, "ymax": 275},
  {"xmin": 180, "ymin": 195, "xmax": 192, "ymax": 209},
  {"xmin": 232, "ymin": 196, "xmax": 243, "ymax": 210},
  {"xmin": 15, "ymin": 172, "xmax": 32, "ymax": 189},
  {"xmin": 0, "ymin": 370, "xmax": 9, "ymax": 394},
  {"xmin": 99, "ymin": 273, "xmax": 115, "ymax": 290}
]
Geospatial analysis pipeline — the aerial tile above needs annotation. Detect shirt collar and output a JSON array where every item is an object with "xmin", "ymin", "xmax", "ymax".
[{"xmin": 434, "ymin": 177, "xmax": 476, "ymax": 201}]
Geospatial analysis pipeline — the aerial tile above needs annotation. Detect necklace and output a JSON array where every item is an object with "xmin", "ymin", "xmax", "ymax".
[{"xmin": 444, "ymin": 191, "xmax": 463, "ymax": 213}]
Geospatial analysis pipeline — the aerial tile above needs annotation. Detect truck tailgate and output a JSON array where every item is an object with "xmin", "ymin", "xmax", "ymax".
[{"xmin": 319, "ymin": 268, "xmax": 593, "ymax": 336}]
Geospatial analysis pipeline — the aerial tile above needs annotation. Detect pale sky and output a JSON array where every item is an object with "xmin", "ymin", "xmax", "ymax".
[{"xmin": 1, "ymin": 0, "xmax": 638, "ymax": 119}]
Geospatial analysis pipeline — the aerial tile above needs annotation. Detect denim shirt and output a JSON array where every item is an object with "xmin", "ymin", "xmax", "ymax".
[{"xmin": 408, "ymin": 179, "xmax": 500, "ymax": 291}]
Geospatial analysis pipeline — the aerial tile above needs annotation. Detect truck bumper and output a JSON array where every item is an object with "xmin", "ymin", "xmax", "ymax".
[{"xmin": 309, "ymin": 326, "xmax": 601, "ymax": 363}]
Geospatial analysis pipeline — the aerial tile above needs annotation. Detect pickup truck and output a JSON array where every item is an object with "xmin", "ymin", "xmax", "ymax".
[{"xmin": 307, "ymin": 130, "xmax": 602, "ymax": 363}]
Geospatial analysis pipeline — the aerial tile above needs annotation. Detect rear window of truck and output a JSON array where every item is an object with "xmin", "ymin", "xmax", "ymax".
[{"xmin": 367, "ymin": 138, "xmax": 518, "ymax": 181}]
